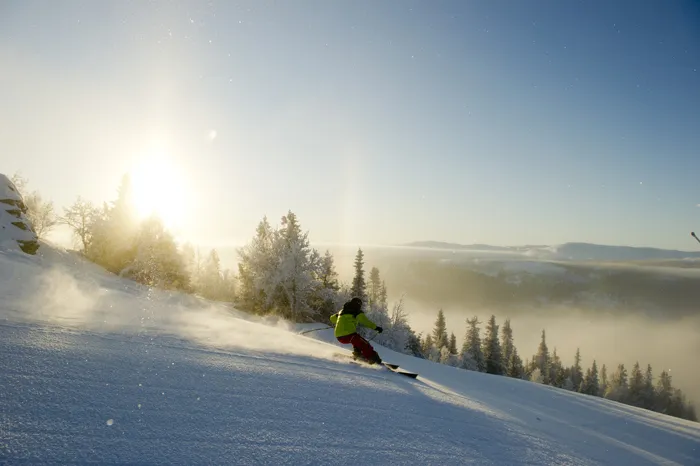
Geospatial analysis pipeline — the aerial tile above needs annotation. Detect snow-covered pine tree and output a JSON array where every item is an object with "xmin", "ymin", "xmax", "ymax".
[
  {"xmin": 571, "ymin": 348, "xmax": 583, "ymax": 390},
  {"xmin": 124, "ymin": 215, "xmax": 190, "ymax": 291},
  {"xmin": 655, "ymin": 370, "xmax": 673, "ymax": 414},
  {"xmin": 461, "ymin": 317, "xmax": 485, "ymax": 372},
  {"xmin": 599, "ymin": 364, "xmax": 609, "ymax": 397},
  {"xmin": 273, "ymin": 211, "xmax": 321, "ymax": 321},
  {"xmin": 314, "ymin": 250, "xmax": 341, "ymax": 320},
  {"xmin": 482, "ymin": 315, "xmax": 503, "ymax": 375},
  {"xmin": 628, "ymin": 362, "xmax": 645, "ymax": 407},
  {"xmin": 448, "ymin": 332, "xmax": 458, "ymax": 355},
  {"xmin": 200, "ymin": 249, "xmax": 223, "ymax": 299},
  {"xmin": 350, "ymin": 248, "xmax": 366, "ymax": 303},
  {"xmin": 579, "ymin": 360, "xmax": 599, "ymax": 396},
  {"xmin": 534, "ymin": 329, "xmax": 550, "ymax": 384},
  {"xmin": 237, "ymin": 216, "xmax": 279, "ymax": 314},
  {"xmin": 500, "ymin": 318, "xmax": 515, "ymax": 372},
  {"xmin": 432, "ymin": 309, "xmax": 449, "ymax": 350},
  {"xmin": 549, "ymin": 348, "xmax": 562, "ymax": 387},
  {"xmin": 368, "ymin": 267, "xmax": 381, "ymax": 306},
  {"xmin": 642, "ymin": 364, "xmax": 655, "ymax": 409},
  {"xmin": 505, "ymin": 346, "xmax": 524, "ymax": 379},
  {"xmin": 379, "ymin": 280, "xmax": 388, "ymax": 309},
  {"xmin": 605, "ymin": 363, "xmax": 628, "ymax": 401}
]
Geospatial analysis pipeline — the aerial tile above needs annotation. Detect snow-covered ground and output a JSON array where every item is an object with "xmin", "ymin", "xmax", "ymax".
[{"xmin": 1, "ymin": 245, "xmax": 699, "ymax": 465}]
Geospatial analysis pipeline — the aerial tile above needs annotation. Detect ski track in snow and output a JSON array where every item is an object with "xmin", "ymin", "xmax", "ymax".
[{"xmin": 1, "ymin": 247, "xmax": 700, "ymax": 465}]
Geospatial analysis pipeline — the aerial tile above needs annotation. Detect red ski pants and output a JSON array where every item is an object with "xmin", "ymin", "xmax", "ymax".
[{"xmin": 337, "ymin": 333, "xmax": 376, "ymax": 360}]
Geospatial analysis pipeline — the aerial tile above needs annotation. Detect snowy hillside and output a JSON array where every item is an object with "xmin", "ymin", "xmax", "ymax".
[
  {"xmin": 0, "ymin": 173, "xmax": 39, "ymax": 255},
  {"xmin": 2, "ymin": 245, "xmax": 699, "ymax": 465}
]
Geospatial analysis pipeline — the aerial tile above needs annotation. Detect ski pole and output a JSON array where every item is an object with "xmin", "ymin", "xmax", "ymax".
[
  {"xmin": 692, "ymin": 232, "xmax": 700, "ymax": 245},
  {"xmin": 298, "ymin": 326, "xmax": 332, "ymax": 335}
]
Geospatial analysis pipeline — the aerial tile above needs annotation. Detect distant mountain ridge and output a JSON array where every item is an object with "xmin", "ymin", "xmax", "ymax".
[{"xmin": 403, "ymin": 241, "xmax": 700, "ymax": 262}]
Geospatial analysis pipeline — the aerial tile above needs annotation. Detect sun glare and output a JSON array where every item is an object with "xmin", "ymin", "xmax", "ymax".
[{"xmin": 129, "ymin": 147, "xmax": 187, "ymax": 230}]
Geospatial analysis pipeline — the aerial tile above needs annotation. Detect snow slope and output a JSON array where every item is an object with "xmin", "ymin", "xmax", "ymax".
[{"xmin": 1, "ymin": 246, "xmax": 699, "ymax": 465}]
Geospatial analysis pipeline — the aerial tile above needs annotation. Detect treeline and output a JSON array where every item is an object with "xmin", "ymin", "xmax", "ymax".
[
  {"xmin": 12, "ymin": 173, "xmax": 236, "ymax": 300},
  {"xmin": 12, "ymin": 172, "xmax": 423, "ymax": 356},
  {"xmin": 419, "ymin": 310, "xmax": 698, "ymax": 423}
]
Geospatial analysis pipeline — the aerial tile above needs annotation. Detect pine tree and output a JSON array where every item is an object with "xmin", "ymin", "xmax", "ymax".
[
  {"xmin": 628, "ymin": 362, "xmax": 645, "ymax": 407},
  {"xmin": 237, "ymin": 216, "xmax": 279, "ymax": 314},
  {"xmin": 461, "ymin": 317, "xmax": 485, "ymax": 372},
  {"xmin": 642, "ymin": 364, "xmax": 655, "ymax": 409},
  {"xmin": 315, "ymin": 250, "xmax": 341, "ymax": 320},
  {"xmin": 482, "ymin": 315, "xmax": 503, "ymax": 375},
  {"xmin": 500, "ymin": 318, "xmax": 515, "ymax": 372},
  {"xmin": 505, "ymin": 346, "xmax": 524, "ymax": 379},
  {"xmin": 125, "ymin": 215, "xmax": 190, "ymax": 291},
  {"xmin": 368, "ymin": 267, "xmax": 381, "ymax": 306},
  {"xmin": 549, "ymin": 348, "xmax": 562, "ymax": 387},
  {"xmin": 379, "ymin": 280, "xmax": 388, "ymax": 309},
  {"xmin": 655, "ymin": 370, "xmax": 673, "ymax": 414},
  {"xmin": 579, "ymin": 360, "xmax": 600, "ymax": 396},
  {"xmin": 605, "ymin": 363, "xmax": 628, "ymax": 401},
  {"xmin": 448, "ymin": 332, "xmax": 458, "ymax": 355},
  {"xmin": 599, "ymin": 364, "xmax": 609, "ymax": 397},
  {"xmin": 350, "ymin": 248, "xmax": 366, "ymax": 303},
  {"xmin": 274, "ymin": 211, "xmax": 321, "ymax": 321},
  {"xmin": 535, "ymin": 330, "xmax": 550, "ymax": 384},
  {"xmin": 432, "ymin": 309, "xmax": 449, "ymax": 350},
  {"xmin": 571, "ymin": 348, "xmax": 583, "ymax": 390}
]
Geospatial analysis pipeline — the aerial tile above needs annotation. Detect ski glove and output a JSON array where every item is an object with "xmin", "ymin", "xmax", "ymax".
[{"xmin": 375, "ymin": 326, "xmax": 383, "ymax": 333}]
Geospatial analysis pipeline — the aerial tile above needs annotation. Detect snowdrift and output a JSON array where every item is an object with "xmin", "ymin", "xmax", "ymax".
[{"xmin": 1, "ymin": 244, "xmax": 699, "ymax": 464}]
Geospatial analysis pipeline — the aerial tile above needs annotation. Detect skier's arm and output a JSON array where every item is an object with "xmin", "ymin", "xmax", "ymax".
[
  {"xmin": 356, "ymin": 312, "xmax": 377, "ymax": 330},
  {"xmin": 330, "ymin": 313, "xmax": 338, "ymax": 325}
]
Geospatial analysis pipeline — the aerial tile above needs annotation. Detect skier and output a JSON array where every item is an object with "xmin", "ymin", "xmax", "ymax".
[{"xmin": 330, "ymin": 297, "xmax": 383, "ymax": 364}]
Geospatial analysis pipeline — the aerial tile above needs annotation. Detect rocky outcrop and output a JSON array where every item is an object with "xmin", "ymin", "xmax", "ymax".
[{"xmin": 0, "ymin": 174, "xmax": 39, "ymax": 254}]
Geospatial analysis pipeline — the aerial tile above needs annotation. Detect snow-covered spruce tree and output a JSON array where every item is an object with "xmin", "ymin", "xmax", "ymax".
[
  {"xmin": 448, "ymin": 332, "xmax": 458, "ymax": 355},
  {"xmin": 599, "ymin": 364, "xmax": 609, "ymax": 397},
  {"xmin": 88, "ymin": 174, "xmax": 140, "ymax": 274},
  {"xmin": 461, "ymin": 317, "xmax": 485, "ymax": 372},
  {"xmin": 482, "ymin": 315, "xmax": 503, "ymax": 375},
  {"xmin": 655, "ymin": 369, "xmax": 673, "ymax": 414},
  {"xmin": 237, "ymin": 216, "xmax": 279, "ymax": 314},
  {"xmin": 123, "ymin": 215, "xmax": 190, "ymax": 291},
  {"xmin": 579, "ymin": 360, "xmax": 600, "ymax": 396},
  {"xmin": 500, "ymin": 318, "xmax": 515, "ymax": 372},
  {"xmin": 534, "ymin": 330, "xmax": 550, "ymax": 384},
  {"xmin": 505, "ymin": 346, "xmax": 525, "ymax": 379},
  {"xmin": 642, "ymin": 364, "xmax": 655, "ymax": 409},
  {"xmin": 270, "ymin": 211, "xmax": 322, "ymax": 322},
  {"xmin": 605, "ymin": 363, "xmax": 628, "ymax": 401},
  {"xmin": 379, "ymin": 280, "xmax": 388, "ymax": 309},
  {"xmin": 368, "ymin": 267, "xmax": 381, "ymax": 306},
  {"xmin": 627, "ymin": 362, "xmax": 645, "ymax": 407},
  {"xmin": 432, "ymin": 309, "xmax": 449, "ymax": 351},
  {"xmin": 549, "ymin": 348, "xmax": 563, "ymax": 388},
  {"xmin": 571, "ymin": 348, "xmax": 583, "ymax": 390},
  {"xmin": 314, "ymin": 250, "xmax": 342, "ymax": 321},
  {"xmin": 350, "ymin": 248, "xmax": 367, "ymax": 303}
]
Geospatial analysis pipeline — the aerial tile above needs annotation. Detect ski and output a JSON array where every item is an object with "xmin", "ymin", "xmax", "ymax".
[
  {"xmin": 382, "ymin": 362, "xmax": 418, "ymax": 379},
  {"xmin": 332, "ymin": 353, "xmax": 419, "ymax": 378}
]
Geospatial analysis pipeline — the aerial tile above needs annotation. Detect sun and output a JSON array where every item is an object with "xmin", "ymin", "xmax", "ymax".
[{"xmin": 129, "ymin": 147, "xmax": 186, "ymax": 230}]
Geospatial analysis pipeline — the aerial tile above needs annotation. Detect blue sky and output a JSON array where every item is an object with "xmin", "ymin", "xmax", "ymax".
[{"xmin": 1, "ymin": 0, "xmax": 698, "ymax": 250}]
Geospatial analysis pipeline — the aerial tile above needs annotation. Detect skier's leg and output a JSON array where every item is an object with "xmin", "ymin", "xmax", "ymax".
[{"xmin": 349, "ymin": 334, "xmax": 381, "ymax": 363}]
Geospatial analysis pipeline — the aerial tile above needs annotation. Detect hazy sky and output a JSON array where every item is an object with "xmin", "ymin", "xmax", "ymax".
[{"xmin": 1, "ymin": 1, "xmax": 699, "ymax": 250}]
